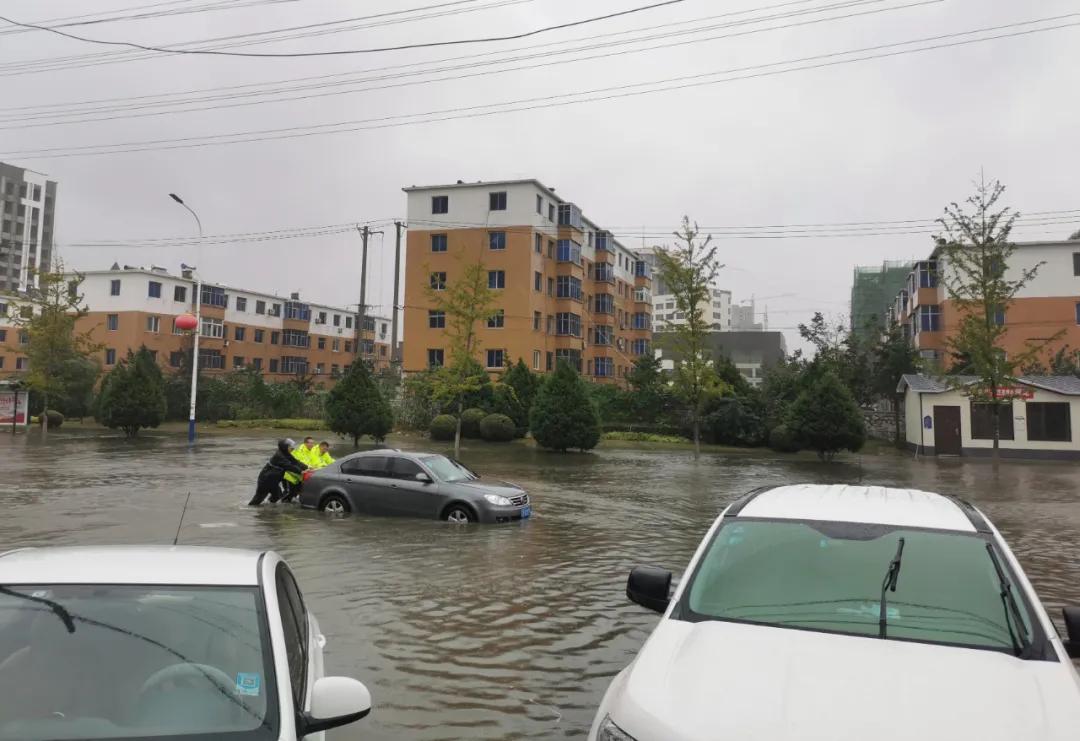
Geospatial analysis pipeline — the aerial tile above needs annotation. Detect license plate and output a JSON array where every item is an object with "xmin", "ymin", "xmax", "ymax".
[{"xmin": 520, "ymin": 506, "xmax": 531, "ymax": 519}]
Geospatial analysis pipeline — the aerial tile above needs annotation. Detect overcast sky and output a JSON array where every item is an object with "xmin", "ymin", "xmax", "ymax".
[{"xmin": 2, "ymin": 0, "xmax": 1078, "ymax": 352}]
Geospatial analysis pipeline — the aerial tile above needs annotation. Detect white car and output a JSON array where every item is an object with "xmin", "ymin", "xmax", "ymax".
[
  {"xmin": 590, "ymin": 484, "xmax": 1080, "ymax": 741},
  {"xmin": 0, "ymin": 546, "xmax": 372, "ymax": 740}
]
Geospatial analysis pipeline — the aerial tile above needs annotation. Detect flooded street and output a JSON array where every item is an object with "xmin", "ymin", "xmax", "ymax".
[{"xmin": 2, "ymin": 428, "xmax": 1080, "ymax": 740}]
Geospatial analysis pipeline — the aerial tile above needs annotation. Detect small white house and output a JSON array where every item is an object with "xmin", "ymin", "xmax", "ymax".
[{"xmin": 897, "ymin": 374, "xmax": 1080, "ymax": 460}]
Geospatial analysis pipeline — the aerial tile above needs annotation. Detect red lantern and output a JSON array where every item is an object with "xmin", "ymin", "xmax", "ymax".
[{"xmin": 174, "ymin": 313, "xmax": 198, "ymax": 331}]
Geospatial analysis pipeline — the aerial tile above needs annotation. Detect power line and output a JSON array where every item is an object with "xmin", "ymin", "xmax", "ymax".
[
  {"xmin": 0, "ymin": 0, "xmax": 920, "ymax": 128},
  {"xmin": 6, "ymin": 14, "xmax": 1076, "ymax": 160},
  {"xmin": 0, "ymin": 0, "xmax": 685, "ymax": 58}
]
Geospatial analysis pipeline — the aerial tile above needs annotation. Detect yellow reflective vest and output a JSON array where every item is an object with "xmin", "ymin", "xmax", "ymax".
[
  {"xmin": 311, "ymin": 451, "xmax": 335, "ymax": 469},
  {"xmin": 284, "ymin": 445, "xmax": 316, "ymax": 484}
]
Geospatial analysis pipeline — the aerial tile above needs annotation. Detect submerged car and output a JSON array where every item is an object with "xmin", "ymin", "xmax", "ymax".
[
  {"xmin": 300, "ymin": 449, "xmax": 530, "ymax": 523},
  {"xmin": 0, "ymin": 546, "xmax": 372, "ymax": 741},
  {"xmin": 590, "ymin": 484, "xmax": 1080, "ymax": 741}
]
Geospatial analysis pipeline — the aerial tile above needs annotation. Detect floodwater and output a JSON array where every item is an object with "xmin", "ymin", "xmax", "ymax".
[{"xmin": 2, "ymin": 428, "xmax": 1080, "ymax": 739}]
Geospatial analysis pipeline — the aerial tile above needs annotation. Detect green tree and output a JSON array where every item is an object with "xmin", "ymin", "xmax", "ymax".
[
  {"xmin": 798, "ymin": 312, "xmax": 873, "ymax": 406},
  {"xmin": 654, "ymin": 217, "xmax": 729, "ymax": 456},
  {"xmin": 871, "ymin": 322, "xmax": 920, "ymax": 443},
  {"xmin": 529, "ymin": 361, "xmax": 601, "ymax": 452},
  {"xmin": 626, "ymin": 353, "xmax": 672, "ymax": 423},
  {"xmin": 787, "ymin": 371, "xmax": 866, "ymax": 461},
  {"xmin": 1022, "ymin": 346, "xmax": 1080, "ymax": 377},
  {"xmin": 935, "ymin": 176, "xmax": 1061, "ymax": 459},
  {"xmin": 490, "ymin": 382, "xmax": 528, "ymax": 437},
  {"xmin": 504, "ymin": 358, "xmax": 541, "ymax": 419},
  {"xmin": 324, "ymin": 360, "xmax": 393, "ymax": 447},
  {"xmin": 7, "ymin": 264, "xmax": 102, "ymax": 434},
  {"xmin": 95, "ymin": 347, "xmax": 167, "ymax": 437},
  {"xmin": 50, "ymin": 356, "xmax": 100, "ymax": 420},
  {"xmin": 425, "ymin": 258, "xmax": 498, "ymax": 457}
]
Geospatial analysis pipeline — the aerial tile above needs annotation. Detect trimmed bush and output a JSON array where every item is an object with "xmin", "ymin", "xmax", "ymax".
[
  {"xmin": 787, "ymin": 371, "xmax": 865, "ymax": 461},
  {"xmin": 479, "ymin": 413, "xmax": 516, "ymax": 442},
  {"xmin": 430, "ymin": 414, "xmax": 458, "ymax": 441},
  {"xmin": 529, "ymin": 361, "xmax": 601, "ymax": 452},
  {"xmin": 460, "ymin": 407, "xmax": 487, "ymax": 439},
  {"xmin": 40, "ymin": 410, "xmax": 64, "ymax": 429},
  {"xmin": 768, "ymin": 424, "xmax": 800, "ymax": 453}
]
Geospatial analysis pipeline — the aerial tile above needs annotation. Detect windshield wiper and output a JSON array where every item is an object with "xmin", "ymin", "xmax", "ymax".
[
  {"xmin": 984, "ymin": 543, "xmax": 1030, "ymax": 657},
  {"xmin": 0, "ymin": 585, "xmax": 75, "ymax": 633},
  {"xmin": 879, "ymin": 537, "xmax": 905, "ymax": 639}
]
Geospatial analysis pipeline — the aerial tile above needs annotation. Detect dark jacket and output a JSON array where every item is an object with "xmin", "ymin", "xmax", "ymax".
[{"xmin": 259, "ymin": 440, "xmax": 308, "ymax": 480}]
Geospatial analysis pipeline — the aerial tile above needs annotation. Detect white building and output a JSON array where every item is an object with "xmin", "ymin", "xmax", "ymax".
[
  {"xmin": 0, "ymin": 162, "xmax": 57, "ymax": 295},
  {"xmin": 898, "ymin": 373, "xmax": 1080, "ymax": 460}
]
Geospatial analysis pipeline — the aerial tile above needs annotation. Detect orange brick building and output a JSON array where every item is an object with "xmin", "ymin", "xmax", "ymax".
[
  {"xmin": 402, "ymin": 180, "xmax": 652, "ymax": 384},
  {"xmin": 0, "ymin": 266, "xmax": 391, "ymax": 383}
]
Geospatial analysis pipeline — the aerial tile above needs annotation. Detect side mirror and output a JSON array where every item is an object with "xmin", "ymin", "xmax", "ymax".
[
  {"xmin": 415, "ymin": 472, "xmax": 432, "ymax": 484},
  {"xmin": 301, "ymin": 676, "xmax": 371, "ymax": 736},
  {"xmin": 627, "ymin": 566, "xmax": 672, "ymax": 613},
  {"xmin": 1062, "ymin": 607, "xmax": 1080, "ymax": 659}
]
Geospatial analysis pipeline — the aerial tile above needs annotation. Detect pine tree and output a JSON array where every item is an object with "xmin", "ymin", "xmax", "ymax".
[
  {"xmin": 325, "ymin": 360, "xmax": 393, "ymax": 447},
  {"xmin": 529, "ymin": 361, "xmax": 601, "ymax": 452},
  {"xmin": 504, "ymin": 358, "xmax": 541, "ymax": 418},
  {"xmin": 787, "ymin": 371, "xmax": 866, "ymax": 461},
  {"xmin": 95, "ymin": 347, "xmax": 167, "ymax": 437}
]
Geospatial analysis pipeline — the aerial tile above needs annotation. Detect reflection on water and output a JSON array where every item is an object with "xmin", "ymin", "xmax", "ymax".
[{"xmin": 2, "ymin": 429, "xmax": 1079, "ymax": 739}]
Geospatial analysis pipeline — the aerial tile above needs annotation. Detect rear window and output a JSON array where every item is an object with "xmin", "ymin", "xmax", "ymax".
[
  {"xmin": 0, "ymin": 585, "xmax": 277, "ymax": 740},
  {"xmin": 341, "ymin": 456, "xmax": 387, "ymax": 476}
]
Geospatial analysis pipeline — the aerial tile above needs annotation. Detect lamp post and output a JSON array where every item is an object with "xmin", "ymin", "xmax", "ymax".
[{"xmin": 170, "ymin": 193, "xmax": 203, "ymax": 444}]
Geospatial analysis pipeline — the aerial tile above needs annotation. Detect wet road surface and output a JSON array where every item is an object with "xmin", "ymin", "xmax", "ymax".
[{"xmin": 2, "ymin": 428, "xmax": 1079, "ymax": 739}]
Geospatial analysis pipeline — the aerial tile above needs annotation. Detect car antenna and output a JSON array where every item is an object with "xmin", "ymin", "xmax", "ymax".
[
  {"xmin": 173, "ymin": 492, "xmax": 191, "ymax": 546},
  {"xmin": 878, "ymin": 537, "xmax": 905, "ymax": 639}
]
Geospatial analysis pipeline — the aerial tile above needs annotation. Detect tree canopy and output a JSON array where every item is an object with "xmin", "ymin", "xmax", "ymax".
[
  {"xmin": 95, "ymin": 347, "xmax": 167, "ymax": 437},
  {"xmin": 325, "ymin": 360, "xmax": 393, "ymax": 447},
  {"xmin": 529, "ymin": 361, "xmax": 601, "ymax": 452}
]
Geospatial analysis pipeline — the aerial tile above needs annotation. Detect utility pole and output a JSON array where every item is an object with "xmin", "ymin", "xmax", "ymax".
[
  {"xmin": 355, "ymin": 224, "xmax": 383, "ymax": 363},
  {"xmin": 392, "ymin": 221, "xmax": 404, "ymax": 369}
]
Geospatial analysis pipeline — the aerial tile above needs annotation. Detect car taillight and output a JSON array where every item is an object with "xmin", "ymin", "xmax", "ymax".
[{"xmin": 303, "ymin": 470, "xmax": 314, "ymax": 481}]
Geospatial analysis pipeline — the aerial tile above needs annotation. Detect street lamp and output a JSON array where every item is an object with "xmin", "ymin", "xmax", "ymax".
[{"xmin": 170, "ymin": 194, "xmax": 203, "ymax": 444}]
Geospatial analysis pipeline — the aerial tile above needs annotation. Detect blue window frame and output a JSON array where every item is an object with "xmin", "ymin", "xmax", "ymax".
[
  {"xmin": 594, "ymin": 357, "xmax": 614, "ymax": 377},
  {"xmin": 430, "ymin": 234, "xmax": 447, "ymax": 252},
  {"xmin": 148, "ymin": 281, "xmax": 162, "ymax": 298},
  {"xmin": 556, "ymin": 240, "xmax": 581, "ymax": 265},
  {"xmin": 556, "ymin": 276, "xmax": 582, "ymax": 300},
  {"xmin": 632, "ymin": 313, "xmax": 651, "ymax": 330},
  {"xmin": 486, "ymin": 349, "xmax": 505, "ymax": 368},
  {"xmin": 555, "ymin": 312, "xmax": 581, "ymax": 337},
  {"xmin": 105, "ymin": 348, "xmax": 116, "ymax": 365}
]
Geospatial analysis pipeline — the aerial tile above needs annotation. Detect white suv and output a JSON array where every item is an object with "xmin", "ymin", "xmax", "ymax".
[{"xmin": 590, "ymin": 484, "xmax": 1080, "ymax": 741}]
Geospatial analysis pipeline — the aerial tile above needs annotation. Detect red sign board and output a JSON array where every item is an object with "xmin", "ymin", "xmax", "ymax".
[
  {"xmin": 993, "ymin": 387, "xmax": 1034, "ymax": 400},
  {"xmin": 0, "ymin": 391, "xmax": 29, "ymax": 425}
]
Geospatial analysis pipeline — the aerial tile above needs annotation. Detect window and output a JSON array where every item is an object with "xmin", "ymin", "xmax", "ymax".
[
  {"xmin": 282, "ymin": 329, "xmax": 310, "ymax": 348},
  {"xmin": 234, "ymin": 326, "xmax": 246, "ymax": 341},
  {"xmin": 632, "ymin": 312, "xmax": 651, "ymax": 330},
  {"xmin": 390, "ymin": 457, "xmax": 426, "ymax": 480},
  {"xmin": 201, "ymin": 317, "xmax": 225, "ymax": 339},
  {"xmin": 330, "ymin": 363, "xmax": 339, "ymax": 377},
  {"xmin": 556, "ymin": 276, "xmax": 582, "ymax": 300},
  {"xmin": 145, "ymin": 316, "xmax": 160, "ymax": 333},
  {"xmin": 1073, "ymin": 252, "xmax": 1080, "ymax": 276},
  {"xmin": 275, "ymin": 565, "xmax": 309, "ymax": 708},
  {"xmin": 1075, "ymin": 302, "xmax": 1079, "ymax": 325},
  {"xmin": 233, "ymin": 356, "xmax": 245, "ymax": 369},
  {"xmin": 148, "ymin": 280, "xmax": 162, "ymax": 298},
  {"xmin": 236, "ymin": 297, "xmax": 247, "ymax": 312},
  {"xmin": 15, "ymin": 357, "xmax": 26, "ymax": 371},
  {"xmin": 682, "ymin": 518, "xmax": 1036, "ymax": 653},
  {"xmin": 548, "ymin": 203, "xmax": 555, "ymax": 221},
  {"xmin": 251, "ymin": 357, "xmax": 263, "ymax": 370},
  {"xmin": 555, "ymin": 348, "xmax": 582, "ymax": 372},
  {"xmin": 594, "ymin": 263, "xmax": 614, "ymax": 282},
  {"xmin": 556, "ymin": 239, "xmax": 581, "ymax": 265},
  {"xmin": 532, "ymin": 349, "xmax": 541, "ymax": 369},
  {"xmin": 594, "ymin": 294, "xmax": 614, "ymax": 314},
  {"xmin": 333, "ymin": 313, "xmax": 341, "ymax": 327},
  {"xmin": 917, "ymin": 260, "xmax": 939, "ymax": 288},
  {"xmin": 546, "ymin": 351, "xmax": 553, "ymax": 371},
  {"xmin": 427, "ymin": 348, "xmax": 444, "ymax": 367},
  {"xmin": 340, "ymin": 456, "xmax": 388, "ymax": 477},
  {"xmin": 429, "ymin": 310, "xmax": 446, "ymax": 329},
  {"xmin": 970, "ymin": 402, "xmax": 1014, "ymax": 440},
  {"xmin": 489, "ymin": 192, "xmax": 507, "ymax": 211},
  {"xmin": 430, "ymin": 271, "xmax": 447, "ymax": 290},
  {"xmin": 593, "ymin": 325, "xmax": 612, "ymax": 345},
  {"xmin": 488, "ymin": 270, "xmax": 505, "ymax": 289},
  {"xmin": 430, "ymin": 234, "xmax": 448, "ymax": 252},
  {"xmin": 332, "ymin": 339, "xmax": 340, "ymax": 352},
  {"xmin": 1026, "ymin": 402, "xmax": 1072, "ymax": 442},
  {"xmin": 993, "ymin": 306, "xmax": 1006, "ymax": 326},
  {"xmin": 107, "ymin": 313, "xmax": 119, "ymax": 331},
  {"xmin": 486, "ymin": 348, "xmax": 504, "ymax": 368},
  {"xmin": 547, "ymin": 277, "xmax": 554, "ymax": 296},
  {"xmin": 594, "ymin": 357, "xmax": 614, "ymax": 377},
  {"xmin": 0, "ymin": 329, "xmax": 5, "ymax": 342},
  {"xmin": 105, "ymin": 348, "xmax": 116, "ymax": 365},
  {"xmin": 281, "ymin": 356, "xmax": 308, "ymax": 374},
  {"xmin": 632, "ymin": 339, "xmax": 650, "ymax": 356},
  {"xmin": 489, "ymin": 231, "xmax": 506, "ymax": 250},
  {"xmin": 317, "ymin": 337, "xmax": 325, "ymax": 350},
  {"xmin": 255, "ymin": 300, "xmax": 266, "ymax": 315},
  {"xmin": 487, "ymin": 309, "xmax": 504, "ymax": 328},
  {"xmin": 546, "ymin": 315, "xmax": 553, "ymax": 334},
  {"xmin": 918, "ymin": 305, "xmax": 941, "ymax": 332},
  {"xmin": 284, "ymin": 301, "xmax": 311, "ymax": 321},
  {"xmin": 173, "ymin": 285, "xmax": 186, "ymax": 302},
  {"xmin": 534, "ymin": 271, "xmax": 542, "ymax": 291},
  {"xmin": 432, "ymin": 195, "xmax": 449, "ymax": 214},
  {"xmin": 269, "ymin": 359, "xmax": 279, "ymax": 373},
  {"xmin": 536, "ymin": 194, "xmax": 543, "ymax": 214},
  {"xmin": 533, "ymin": 311, "xmax": 541, "ymax": 330},
  {"xmin": 556, "ymin": 312, "xmax": 581, "ymax": 337},
  {"xmin": 254, "ymin": 329, "xmax": 264, "ymax": 343},
  {"xmin": 270, "ymin": 331, "xmax": 280, "ymax": 345},
  {"xmin": 535, "ymin": 234, "xmax": 542, "ymax": 254},
  {"xmin": 345, "ymin": 316, "xmax": 353, "ymax": 329},
  {"xmin": 110, "ymin": 279, "xmax": 120, "ymax": 296},
  {"xmin": 268, "ymin": 303, "xmax": 281, "ymax": 317},
  {"xmin": 169, "ymin": 351, "xmax": 184, "ymax": 368}
]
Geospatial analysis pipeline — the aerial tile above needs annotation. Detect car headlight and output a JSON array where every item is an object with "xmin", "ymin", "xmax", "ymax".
[
  {"xmin": 483, "ymin": 494, "xmax": 512, "ymax": 506},
  {"xmin": 597, "ymin": 715, "xmax": 638, "ymax": 741}
]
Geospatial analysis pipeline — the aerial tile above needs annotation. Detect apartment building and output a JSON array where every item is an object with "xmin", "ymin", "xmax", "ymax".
[
  {"xmin": 0, "ymin": 265, "xmax": 392, "ymax": 381},
  {"xmin": 0, "ymin": 162, "xmax": 57, "ymax": 294},
  {"xmin": 401, "ymin": 179, "xmax": 653, "ymax": 384},
  {"xmin": 889, "ymin": 241, "xmax": 1080, "ymax": 367}
]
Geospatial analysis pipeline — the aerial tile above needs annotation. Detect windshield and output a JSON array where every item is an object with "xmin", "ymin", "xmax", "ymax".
[
  {"xmin": 0, "ymin": 585, "xmax": 277, "ymax": 740},
  {"xmin": 421, "ymin": 455, "xmax": 477, "ymax": 483},
  {"xmin": 681, "ymin": 519, "xmax": 1035, "ymax": 653}
]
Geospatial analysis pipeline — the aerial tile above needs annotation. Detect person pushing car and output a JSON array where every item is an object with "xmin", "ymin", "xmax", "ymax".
[
  {"xmin": 249, "ymin": 439, "xmax": 308, "ymax": 506},
  {"xmin": 282, "ymin": 436, "xmax": 318, "ymax": 501}
]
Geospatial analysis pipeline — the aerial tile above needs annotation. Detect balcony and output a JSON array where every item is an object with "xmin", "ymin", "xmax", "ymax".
[
  {"xmin": 593, "ymin": 294, "xmax": 615, "ymax": 315},
  {"xmin": 634, "ymin": 260, "xmax": 651, "ymax": 279},
  {"xmin": 593, "ymin": 263, "xmax": 615, "ymax": 283}
]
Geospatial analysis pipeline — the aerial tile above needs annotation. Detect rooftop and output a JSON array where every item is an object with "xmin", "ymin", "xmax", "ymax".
[
  {"xmin": 737, "ymin": 484, "xmax": 978, "ymax": 532},
  {"xmin": 402, "ymin": 178, "xmax": 561, "ymax": 201},
  {"xmin": 0, "ymin": 546, "xmax": 264, "ymax": 586},
  {"xmin": 897, "ymin": 373, "xmax": 1080, "ymax": 396}
]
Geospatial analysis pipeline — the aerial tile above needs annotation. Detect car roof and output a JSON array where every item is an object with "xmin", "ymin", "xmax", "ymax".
[
  {"xmin": 0, "ymin": 546, "xmax": 265, "ymax": 586},
  {"xmin": 734, "ymin": 484, "xmax": 978, "ymax": 532}
]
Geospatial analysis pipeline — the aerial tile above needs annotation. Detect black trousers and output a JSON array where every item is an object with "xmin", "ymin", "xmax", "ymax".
[
  {"xmin": 249, "ymin": 474, "xmax": 284, "ymax": 506},
  {"xmin": 279, "ymin": 479, "xmax": 301, "ymax": 503}
]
